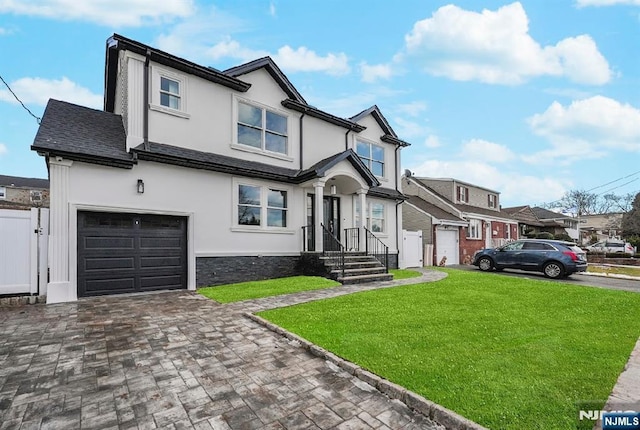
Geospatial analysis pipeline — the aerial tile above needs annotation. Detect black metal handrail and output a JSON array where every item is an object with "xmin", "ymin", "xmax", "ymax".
[
  {"xmin": 301, "ymin": 224, "xmax": 314, "ymax": 251},
  {"xmin": 364, "ymin": 226, "xmax": 389, "ymax": 272},
  {"xmin": 344, "ymin": 227, "xmax": 359, "ymax": 252},
  {"xmin": 322, "ymin": 223, "xmax": 345, "ymax": 279}
]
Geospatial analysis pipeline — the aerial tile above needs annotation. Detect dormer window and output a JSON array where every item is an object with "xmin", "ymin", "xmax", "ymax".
[
  {"xmin": 457, "ymin": 186, "xmax": 468, "ymax": 203},
  {"xmin": 356, "ymin": 140, "xmax": 384, "ymax": 177},
  {"xmin": 237, "ymin": 101, "xmax": 288, "ymax": 155},
  {"xmin": 160, "ymin": 77, "xmax": 180, "ymax": 110},
  {"xmin": 488, "ymin": 194, "xmax": 497, "ymax": 208}
]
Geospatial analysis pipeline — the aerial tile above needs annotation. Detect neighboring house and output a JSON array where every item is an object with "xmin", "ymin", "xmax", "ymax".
[
  {"xmin": 501, "ymin": 205, "xmax": 545, "ymax": 238},
  {"xmin": 30, "ymin": 34, "xmax": 410, "ymax": 303},
  {"xmin": 530, "ymin": 207, "xmax": 579, "ymax": 240},
  {"xmin": 403, "ymin": 177, "xmax": 518, "ymax": 265},
  {"xmin": 0, "ymin": 175, "xmax": 49, "ymax": 210},
  {"xmin": 579, "ymin": 212, "xmax": 624, "ymax": 244}
]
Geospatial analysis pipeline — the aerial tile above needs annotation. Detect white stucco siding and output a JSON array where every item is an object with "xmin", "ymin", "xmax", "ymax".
[
  {"xmin": 68, "ymin": 161, "xmax": 303, "ymax": 255},
  {"xmin": 303, "ymin": 116, "xmax": 349, "ymax": 167}
]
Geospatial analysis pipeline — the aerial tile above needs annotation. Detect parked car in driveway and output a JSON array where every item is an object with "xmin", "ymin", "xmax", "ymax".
[
  {"xmin": 472, "ymin": 239, "xmax": 588, "ymax": 279},
  {"xmin": 585, "ymin": 239, "xmax": 635, "ymax": 255}
]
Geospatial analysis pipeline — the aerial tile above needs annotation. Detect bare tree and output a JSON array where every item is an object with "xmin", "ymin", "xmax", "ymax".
[{"xmin": 544, "ymin": 190, "xmax": 636, "ymax": 215}]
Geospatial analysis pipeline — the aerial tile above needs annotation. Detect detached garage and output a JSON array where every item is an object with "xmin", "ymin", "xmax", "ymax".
[{"xmin": 77, "ymin": 211, "xmax": 187, "ymax": 297}]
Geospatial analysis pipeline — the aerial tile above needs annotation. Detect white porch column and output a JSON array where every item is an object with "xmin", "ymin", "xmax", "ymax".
[
  {"xmin": 313, "ymin": 182, "xmax": 324, "ymax": 252},
  {"xmin": 357, "ymin": 189, "xmax": 367, "ymax": 252},
  {"xmin": 47, "ymin": 157, "xmax": 74, "ymax": 303}
]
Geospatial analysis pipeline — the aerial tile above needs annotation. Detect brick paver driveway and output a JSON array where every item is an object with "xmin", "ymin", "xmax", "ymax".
[{"xmin": 0, "ymin": 284, "xmax": 445, "ymax": 429}]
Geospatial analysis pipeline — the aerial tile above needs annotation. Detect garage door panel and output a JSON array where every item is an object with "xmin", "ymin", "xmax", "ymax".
[
  {"xmin": 84, "ymin": 257, "xmax": 135, "ymax": 271},
  {"xmin": 83, "ymin": 236, "xmax": 135, "ymax": 250},
  {"xmin": 140, "ymin": 256, "xmax": 182, "ymax": 269},
  {"xmin": 84, "ymin": 277, "xmax": 136, "ymax": 294},
  {"xmin": 139, "ymin": 274, "xmax": 183, "ymax": 290},
  {"xmin": 78, "ymin": 211, "xmax": 187, "ymax": 297},
  {"xmin": 139, "ymin": 236, "xmax": 182, "ymax": 249}
]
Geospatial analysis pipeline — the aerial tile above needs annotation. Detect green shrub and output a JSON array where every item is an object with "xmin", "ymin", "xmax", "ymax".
[
  {"xmin": 535, "ymin": 232, "xmax": 554, "ymax": 239},
  {"xmin": 553, "ymin": 233, "xmax": 572, "ymax": 242}
]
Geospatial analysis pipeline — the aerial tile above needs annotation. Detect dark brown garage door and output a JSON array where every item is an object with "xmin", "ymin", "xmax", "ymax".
[{"xmin": 77, "ymin": 211, "xmax": 187, "ymax": 297}]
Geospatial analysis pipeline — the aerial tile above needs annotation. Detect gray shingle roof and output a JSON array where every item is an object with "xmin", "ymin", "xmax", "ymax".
[
  {"xmin": 406, "ymin": 196, "xmax": 465, "ymax": 223},
  {"xmin": 132, "ymin": 142, "xmax": 300, "ymax": 181},
  {"xmin": 0, "ymin": 175, "xmax": 49, "ymax": 189},
  {"xmin": 298, "ymin": 150, "xmax": 379, "ymax": 187},
  {"xmin": 31, "ymin": 99, "xmax": 133, "ymax": 168},
  {"xmin": 531, "ymin": 206, "xmax": 571, "ymax": 220}
]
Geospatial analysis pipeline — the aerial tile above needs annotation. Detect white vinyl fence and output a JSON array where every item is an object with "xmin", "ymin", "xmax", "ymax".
[
  {"xmin": 0, "ymin": 208, "xmax": 49, "ymax": 296},
  {"xmin": 402, "ymin": 230, "xmax": 423, "ymax": 268}
]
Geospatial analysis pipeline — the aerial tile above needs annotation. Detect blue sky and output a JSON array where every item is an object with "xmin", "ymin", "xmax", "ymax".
[{"xmin": 1, "ymin": 0, "xmax": 639, "ymax": 207}]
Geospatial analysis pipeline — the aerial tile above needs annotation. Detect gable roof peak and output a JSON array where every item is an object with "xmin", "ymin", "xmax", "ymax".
[{"xmin": 223, "ymin": 56, "xmax": 307, "ymax": 104}]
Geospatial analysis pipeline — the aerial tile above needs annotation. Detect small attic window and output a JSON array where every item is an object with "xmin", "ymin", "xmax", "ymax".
[
  {"xmin": 160, "ymin": 77, "xmax": 180, "ymax": 110},
  {"xmin": 150, "ymin": 67, "xmax": 189, "ymax": 119}
]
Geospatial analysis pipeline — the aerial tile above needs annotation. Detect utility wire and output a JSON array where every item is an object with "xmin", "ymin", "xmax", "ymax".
[
  {"xmin": 586, "ymin": 169, "xmax": 640, "ymax": 193},
  {"xmin": 0, "ymin": 74, "xmax": 41, "ymax": 124}
]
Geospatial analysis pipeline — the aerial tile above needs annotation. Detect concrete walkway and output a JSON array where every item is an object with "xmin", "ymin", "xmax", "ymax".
[{"xmin": 0, "ymin": 271, "xmax": 448, "ymax": 430}]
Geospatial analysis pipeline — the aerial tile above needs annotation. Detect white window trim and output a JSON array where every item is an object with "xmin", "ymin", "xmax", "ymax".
[
  {"xmin": 457, "ymin": 186, "xmax": 468, "ymax": 203},
  {"xmin": 488, "ymin": 194, "xmax": 497, "ymax": 208},
  {"xmin": 150, "ymin": 66, "xmax": 190, "ymax": 119},
  {"xmin": 231, "ymin": 178, "xmax": 294, "ymax": 233},
  {"xmin": 232, "ymin": 96, "xmax": 291, "ymax": 159},
  {"xmin": 355, "ymin": 138, "xmax": 386, "ymax": 179},
  {"xmin": 467, "ymin": 218, "xmax": 482, "ymax": 240},
  {"xmin": 0, "ymin": 186, "xmax": 5, "ymax": 200},
  {"xmin": 353, "ymin": 197, "xmax": 388, "ymax": 236}
]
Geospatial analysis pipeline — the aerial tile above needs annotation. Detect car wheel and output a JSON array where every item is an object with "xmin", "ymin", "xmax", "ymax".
[
  {"xmin": 543, "ymin": 262, "xmax": 564, "ymax": 279},
  {"xmin": 478, "ymin": 257, "xmax": 494, "ymax": 272}
]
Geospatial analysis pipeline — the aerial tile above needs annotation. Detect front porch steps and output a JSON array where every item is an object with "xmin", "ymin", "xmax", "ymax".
[{"xmin": 318, "ymin": 252, "xmax": 393, "ymax": 285}]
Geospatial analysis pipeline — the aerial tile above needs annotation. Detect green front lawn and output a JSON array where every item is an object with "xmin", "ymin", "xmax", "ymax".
[
  {"xmin": 198, "ymin": 276, "xmax": 339, "ymax": 303},
  {"xmin": 257, "ymin": 269, "xmax": 640, "ymax": 430},
  {"xmin": 389, "ymin": 269, "xmax": 422, "ymax": 280}
]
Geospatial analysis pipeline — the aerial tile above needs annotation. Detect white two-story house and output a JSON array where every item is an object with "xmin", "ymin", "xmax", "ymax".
[{"xmin": 31, "ymin": 34, "xmax": 410, "ymax": 303}]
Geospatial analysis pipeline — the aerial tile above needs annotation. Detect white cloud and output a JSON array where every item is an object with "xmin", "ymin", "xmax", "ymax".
[
  {"xmin": 0, "ymin": 27, "xmax": 12, "ymax": 35},
  {"xmin": 408, "ymin": 159, "xmax": 567, "ymax": 205},
  {"xmin": 274, "ymin": 46, "xmax": 350, "ymax": 76},
  {"xmin": 576, "ymin": 0, "xmax": 640, "ymax": 6},
  {"xmin": 403, "ymin": 2, "xmax": 611, "ymax": 85},
  {"xmin": 0, "ymin": 143, "xmax": 7, "ymax": 156},
  {"xmin": 0, "ymin": 77, "xmax": 102, "ymax": 109},
  {"xmin": 396, "ymin": 101, "xmax": 428, "ymax": 117},
  {"xmin": 0, "ymin": 0, "xmax": 194, "ymax": 27},
  {"xmin": 206, "ymin": 38, "xmax": 268, "ymax": 62},
  {"xmin": 424, "ymin": 135, "xmax": 441, "ymax": 148},
  {"xmin": 528, "ymin": 96, "xmax": 640, "ymax": 155},
  {"xmin": 360, "ymin": 62, "xmax": 393, "ymax": 83},
  {"xmin": 269, "ymin": 1, "xmax": 276, "ymax": 17},
  {"xmin": 461, "ymin": 139, "xmax": 516, "ymax": 163},
  {"xmin": 392, "ymin": 117, "xmax": 430, "ymax": 139}
]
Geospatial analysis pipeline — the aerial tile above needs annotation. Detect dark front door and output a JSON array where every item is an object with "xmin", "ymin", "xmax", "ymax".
[
  {"xmin": 306, "ymin": 194, "xmax": 341, "ymax": 251},
  {"xmin": 77, "ymin": 211, "xmax": 187, "ymax": 297},
  {"xmin": 323, "ymin": 196, "xmax": 340, "ymax": 241}
]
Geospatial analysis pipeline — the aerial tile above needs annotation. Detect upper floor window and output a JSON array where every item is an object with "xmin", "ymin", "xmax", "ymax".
[
  {"xmin": 488, "ymin": 194, "xmax": 497, "ymax": 208},
  {"xmin": 150, "ymin": 67, "xmax": 188, "ymax": 118},
  {"xmin": 237, "ymin": 183, "xmax": 288, "ymax": 229},
  {"xmin": 237, "ymin": 101, "xmax": 288, "ymax": 155},
  {"xmin": 0, "ymin": 187, "xmax": 5, "ymax": 200},
  {"xmin": 160, "ymin": 77, "xmax": 181, "ymax": 110},
  {"xmin": 356, "ymin": 141, "xmax": 384, "ymax": 177},
  {"xmin": 457, "ymin": 186, "xmax": 469, "ymax": 203}
]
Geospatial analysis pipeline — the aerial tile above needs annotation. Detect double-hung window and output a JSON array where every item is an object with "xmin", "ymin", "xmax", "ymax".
[
  {"xmin": 467, "ymin": 219, "xmax": 482, "ymax": 239},
  {"xmin": 237, "ymin": 102, "xmax": 288, "ymax": 155},
  {"xmin": 237, "ymin": 184, "xmax": 288, "ymax": 228},
  {"xmin": 488, "ymin": 194, "xmax": 497, "ymax": 208},
  {"xmin": 356, "ymin": 141, "xmax": 384, "ymax": 177},
  {"xmin": 160, "ymin": 77, "xmax": 181, "ymax": 110},
  {"xmin": 0, "ymin": 187, "xmax": 5, "ymax": 200},
  {"xmin": 355, "ymin": 200, "xmax": 385, "ymax": 233},
  {"xmin": 457, "ymin": 186, "xmax": 469, "ymax": 203}
]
